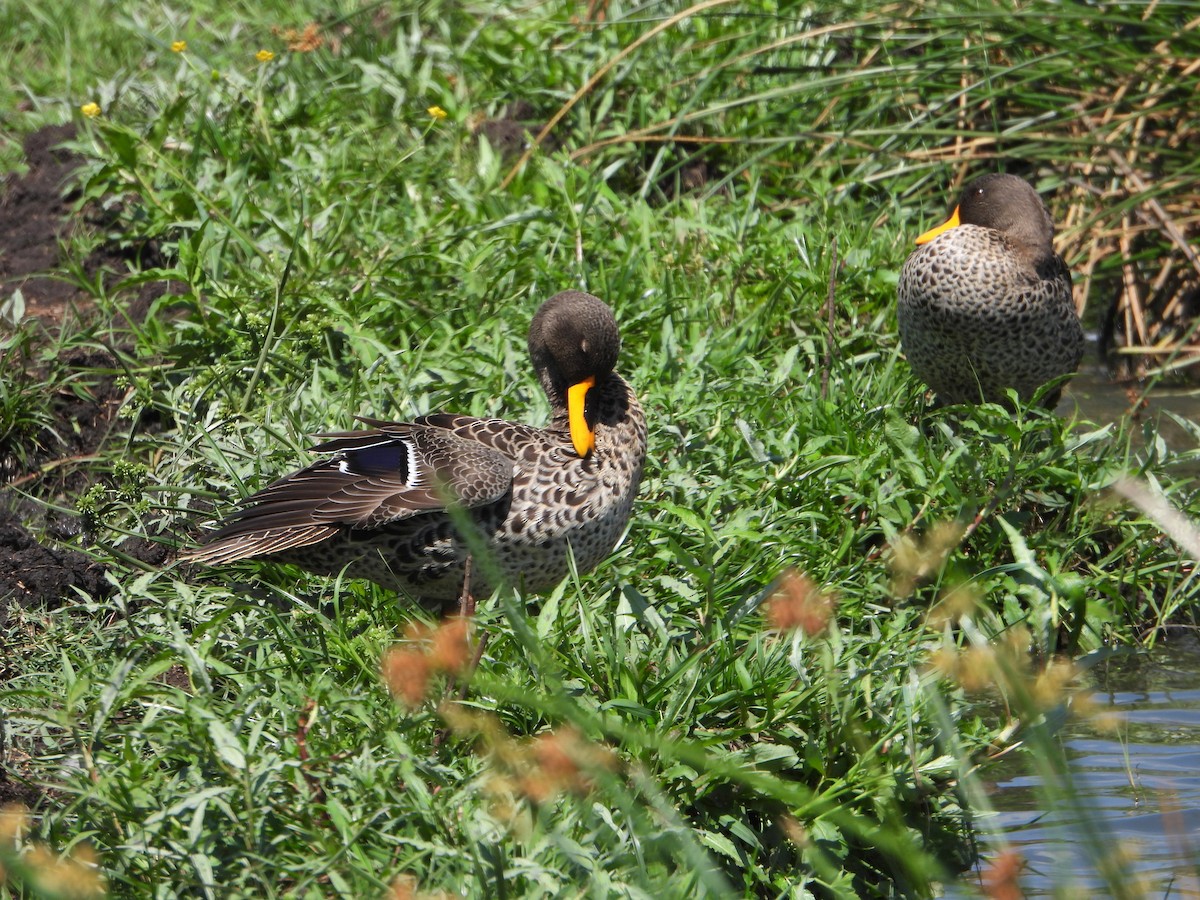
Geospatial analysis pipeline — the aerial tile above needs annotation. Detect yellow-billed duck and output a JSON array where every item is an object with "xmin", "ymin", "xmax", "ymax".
[
  {"xmin": 897, "ymin": 173, "xmax": 1084, "ymax": 406},
  {"xmin": 186, "ymin": 291, "xmax": 647, "ymax": 607}
]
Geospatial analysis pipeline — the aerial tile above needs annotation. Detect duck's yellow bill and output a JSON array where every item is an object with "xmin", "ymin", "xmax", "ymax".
[
  {"xmin": 567, "ymin": 376, "xmax": 596, "ymax": 458},
  {"xmin": 915, "ymin": 206, "xmax": 961, "ymax": 245}
]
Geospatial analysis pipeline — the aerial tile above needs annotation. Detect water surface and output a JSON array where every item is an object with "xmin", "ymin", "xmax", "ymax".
[
  {"xmin": 951, "ymin": 641, "xmax": 1200, "ymax": 897},
  {"xmin": 1064, "ymin": 361, "xmax": 1200, "ymax": 466}
]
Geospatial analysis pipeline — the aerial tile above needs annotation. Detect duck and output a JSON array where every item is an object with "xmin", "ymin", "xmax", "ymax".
[
  {"xmin": 897, "ymin": 173, "xmax": 1084, "ymax": 407},
  {"xmin": 186, "ymin": 291, "xmax": 647, "ymax": 609}
]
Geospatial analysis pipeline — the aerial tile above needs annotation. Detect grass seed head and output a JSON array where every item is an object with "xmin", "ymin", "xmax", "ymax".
[
  {"xmin": 388, "ymin": 874, "xmax": 452, "ymax": 900},
  {"xmin": 0, "ymin": 804, "xmax": 27, "ymax": 844},
  {"xmin": 1030, "ymin": 659, "xmax": 1078, "ymax": 710},
  {"xmin": 437, "ymin": 702, "xmax": 508, "ymax": 749},
  {"xmin": 1077, "ymin": 697, "xmax": 1124, "ymax": 733},
  {"xmin": 929, "ymin": 645, "xmax": 999, "ymax": 693},
  {"xmin": 279, "ymin": 23, "xmax": 323, "ymax": 53},
  {"xmin": 778, "ymin": 814, "xmax": 808, "ymax": 848},
  {"xmin": 764, "ymin": 570, "xmax": 836, "ymax": 636},
  {"xmin": 381, "ymin": 648, "xmax": 431, "ymax": 709},
  {"xmin": 518, "ymin": 728, "xmax": 615, "ymax": 803},
  {"xmin": 26, "ymin": 843, "xmax": 105, "ymax": 899},
  {"xmin": 428, "ymin": 617, "xmax": 471, "ymax": 674},
  {"xmin": 927, "ymin": 583, "xmax": 980, "ymax": 628},
  {"xmin": 981, "ymin": 849, "xmax": 1024, "ymax": 900},
  {"xmin": 890, "ymin": 522, "xmax": 966, "ymax": 597},
  {"xmin": 1000, "ymin": 627, "xmax": 1033, "ymax": 658},
  {"xmin": 382, "ymin": 619, "xmax": 472, "ymax": 707}
]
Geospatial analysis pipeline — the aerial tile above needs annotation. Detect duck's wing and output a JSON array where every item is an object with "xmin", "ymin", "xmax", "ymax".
[
  {"xmin": 403, "ymin": 413, "xmax": 568, "ymax": 461},
  {"xmin": 187, "ymin": 420, "xmax": 514, "ymax": 564}
]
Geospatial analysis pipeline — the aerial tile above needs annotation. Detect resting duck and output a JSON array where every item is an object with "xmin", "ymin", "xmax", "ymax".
[{"xmin": 897, "ymin": 173, "xmax": 1084, "ymax": 406}]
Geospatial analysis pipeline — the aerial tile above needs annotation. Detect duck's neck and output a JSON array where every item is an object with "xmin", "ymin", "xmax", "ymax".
[
  {"xmin": 1000, "ymin": 203, "xmax": 1057, "ymax": 264},
  {"xmin": 547, "ymin": 372, "xmax": 635, "ymax": 432}
]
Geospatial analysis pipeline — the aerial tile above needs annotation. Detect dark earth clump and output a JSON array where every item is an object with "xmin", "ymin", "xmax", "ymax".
[
  {"xmin": 473, "ymin": 100, "xmax": 558, "ymax": 162},
  {"xmin": 1, "ymin": 345, "xmax": 132, "ymax": 488},
  {"xmin": 0, "ymin": 123, "xmax": 82, "ymax": 321},
  {"xmin": 0, "ymin": 766, "xmax": 43, "ymax": 809},
  {"xmin": 1, "ymin": 123, "xmax": 175, "ymax": 325},
  {"xmin": 2, "ymin": 123, "xmax": 179, "ymax": 617},
  {"xmin": 0, "ymin": 510, "xmax": 113, "ymax": 625}
]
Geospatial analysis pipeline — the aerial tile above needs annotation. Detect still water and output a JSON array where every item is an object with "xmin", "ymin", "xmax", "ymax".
[
  {"xmin": 1063, "ymin": 362, "xmax": 1200, "ymax": 463},
  {"xmin": 951, "ymin": 641, "xmax": 1200, "ymax": 897},
  {"xmin": 949, "ymin": 364, "xmax": 1200, "ymax": 897}
]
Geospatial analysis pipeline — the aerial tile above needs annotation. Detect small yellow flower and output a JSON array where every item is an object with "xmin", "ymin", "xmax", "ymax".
[
  {"xmin": 171, "ymin": 40, "xmax": 187, "ymax": 53},
  {"xmin": 255, "ymin": 49, "xmax": 275, "ymax": 63},
  {"xmin": 427, "ymin": 105, "xmax": 448, "ymax": 120},
  {"xmin": 80, "ymin": 102, "xmax": 101, "ymax": 118}
]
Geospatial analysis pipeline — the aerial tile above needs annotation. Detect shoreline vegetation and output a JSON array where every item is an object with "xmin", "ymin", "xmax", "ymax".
[{"xmin": 2, "ymin": 2, "xmax": 1198, "ymax": 896}]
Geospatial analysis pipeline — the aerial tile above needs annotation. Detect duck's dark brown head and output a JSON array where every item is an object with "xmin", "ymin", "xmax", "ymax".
[
  {"xmin": 917, "ymin": 173, "xmax": 1056, "ymax": 254},
  {"xmin": 528, "ymin": 291, "xmax": 622, "ymax": 458}
]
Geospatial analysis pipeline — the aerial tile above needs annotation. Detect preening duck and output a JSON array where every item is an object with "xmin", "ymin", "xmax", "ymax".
[{"xmin": 187, "ymin": 291, "xmax": 647, "ymax": 608}]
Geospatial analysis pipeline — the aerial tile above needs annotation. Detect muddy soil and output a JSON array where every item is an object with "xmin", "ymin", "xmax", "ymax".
[{"xmin": 1, "ymin": 124, "xmax": 175, "ymax": 626}]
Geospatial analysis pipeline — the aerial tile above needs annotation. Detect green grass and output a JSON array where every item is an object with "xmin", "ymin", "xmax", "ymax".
[{"xmin": 2, "ymin": 1, "xmax": 1199, "ymax": 897}]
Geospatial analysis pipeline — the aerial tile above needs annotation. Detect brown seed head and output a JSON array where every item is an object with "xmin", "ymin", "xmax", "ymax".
[
  {"xmin": 929, "ymin": 645, "xmax": 999, "ymax": 693},
  {"xmin": 275, "ymin": 22, "xmax": 324, "ymax": 52},
  {"xmin": 1030, "ymin": 659, "xmax": 1077, "ymax": 710},
  {"xmin": 26, "ymin": 843, "xmax": 105, "ymax": 899},
  {"xmin": 926, "ymin": 584, "xmax": 980, "ymax": 628},
  {"xmin": 381, "ymin": 648, "xmax": 432, "ymax": 709},
  {"xmin": 0, "ymin": 804, "xmax": 27, "ymax": 844},
  {"xmin": 764, "ymin": 570, "xmax": 836, "ymax": 635},
  {"xmin": 387, "ymin": 873, "xmax": 453, "ymax": 900},
  {"xmin": 981, "ymin": 849, "xmax": 1024, "ymax": 900},
  {"xmin": 890, "ymin": 522, "xmax": 966, "ymax": 596},
  {"xmin": 519, "ymin": 728, "xmax": 613, "ymax": 802},
  {"xmin": 779, "ymin": 814, "xmax": 808, "ymax": 847},
  {"xmin": 429, "ymin": 618, "xmax": 471, "ymax": 674}
]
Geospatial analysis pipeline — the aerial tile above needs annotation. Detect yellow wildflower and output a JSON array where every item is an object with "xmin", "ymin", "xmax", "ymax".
[
  {"xmin": 427, "ymin": 105, "xmax": 448, "ymax": 120},
  {"xmin": 80, "ymin": 103, "xmax": 101, "ymax": 118},
  {"xmin": 171, "ymin": 40, "xmax": 187, "ymax": 53},
  {"xmin": 255, "ymin": 49, "xmax": 275, "ymax": 63}
]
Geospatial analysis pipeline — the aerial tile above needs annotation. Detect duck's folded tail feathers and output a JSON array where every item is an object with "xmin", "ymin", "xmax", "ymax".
[{"xmin": 182, "ymin": 523, "xmax": 339, "ymax": 566}]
